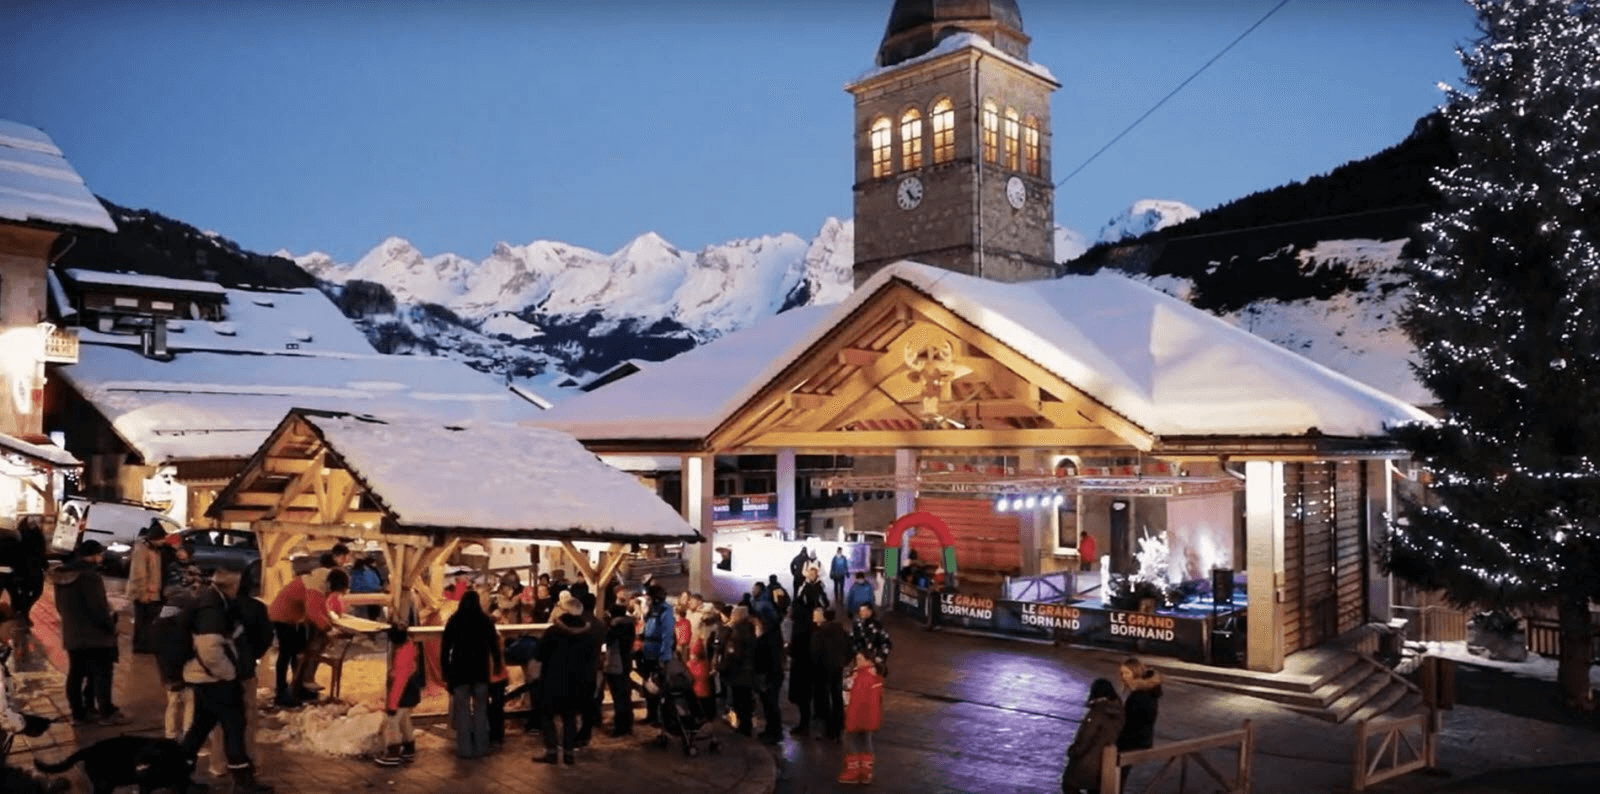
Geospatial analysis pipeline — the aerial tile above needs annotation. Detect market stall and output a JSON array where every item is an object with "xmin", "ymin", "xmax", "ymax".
[{"xmin": 207, "ymin": 408, "xmax": 703, "ymax": 621}]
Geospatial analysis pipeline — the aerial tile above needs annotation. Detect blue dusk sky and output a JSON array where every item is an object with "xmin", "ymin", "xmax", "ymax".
[{"xmin": 1, "ymin": 0, "xmax": 1479, "ymax": 263}]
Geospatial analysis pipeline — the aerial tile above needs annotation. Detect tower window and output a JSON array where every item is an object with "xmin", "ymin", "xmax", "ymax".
[
  {"xmin": 982, "ymin": 101, "xmax": 999, "ymax": 164},
  {"xmin": 931, "ymin": 98, "xmax": 955, "ymax": 164},
  {"xmin": 1004, "ymin": 108, "xmax": 1021, "ymax": 171},
  {"xmin": 899, "ymin": 108, "xmax": 924, "ymax": 171},
  {"xmin": 1023, "ymin": 116, "xmax": 1041, "ymax": 176},
  {"xmin": 870, "ymin": 117, "xmax": 893, "ymax": 178}
]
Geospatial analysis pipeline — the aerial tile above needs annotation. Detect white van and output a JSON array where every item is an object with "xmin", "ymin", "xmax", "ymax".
[{"xmin": 51, "ymin": 499, "xmax": 182, "ymax": 575}]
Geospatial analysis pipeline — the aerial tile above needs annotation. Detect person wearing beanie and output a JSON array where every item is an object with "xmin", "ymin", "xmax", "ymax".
[
  {"xmin": 602, "ymin": 603, "xmax": 637, "ymax": 736},
  {"xmin": 51, "ymin": 540, "xmax": 125, "ymax": 725},
  {"xmin": 127, "ymin": 521, "xmax": 171, "ymax": 654}
]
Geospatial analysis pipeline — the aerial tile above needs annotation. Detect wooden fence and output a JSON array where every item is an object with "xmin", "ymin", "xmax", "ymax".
[
  {"xmin": 1390, "ymin": 605, "xmax": 1468, "ymax": 644},
  {"xmin": 1351, "ymin": 709, "xmax": 1437, "ymax": 791},
  {"xmin": 1525, "ymin": 617, "xmax": 1600, "ymax": 662},
  {"xmin": 1100, "ymin": 720, "xmax": 1254, "ymax": 794}
]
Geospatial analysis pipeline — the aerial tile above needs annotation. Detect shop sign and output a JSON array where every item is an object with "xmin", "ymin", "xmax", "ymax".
[{"xmin": 713, "ymin": 494, "xmax": 774, "ymax": 524}]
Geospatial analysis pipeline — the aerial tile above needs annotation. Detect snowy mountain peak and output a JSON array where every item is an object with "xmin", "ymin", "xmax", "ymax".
[
  {"xmin": 614, "ymin": 231, "xmax": 680, "ymax": 261},
  {"xmin": 1097, "ymin": 199, "xmax": 1199, "ymax": 243}
]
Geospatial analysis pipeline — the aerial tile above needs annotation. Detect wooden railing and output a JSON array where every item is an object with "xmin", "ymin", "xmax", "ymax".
[
  {"xmin": 1391, "ymin": 605, "xmax": 1468, "ymax": 644},
  {"xmin": 1101, "ymin": 720, "xmax": 1254, "ymax": 794},
  {"xmin": 1352, "ymin": 709, "xmax": 1437, "ymax": 791},
  {"xmin": 1525, "ymin": 617, "xmax": 1600, "ymax": 662}
]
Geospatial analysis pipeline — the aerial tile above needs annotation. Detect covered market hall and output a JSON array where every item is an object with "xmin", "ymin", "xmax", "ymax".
[{"xmin": 532, "ymin": 261, "xmax": 1432, "ymax": 673}]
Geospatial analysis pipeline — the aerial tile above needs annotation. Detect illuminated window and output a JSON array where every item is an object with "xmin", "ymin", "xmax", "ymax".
[
  {"xmin": 899, "ymin": 108, "xmax": 924, "ymax": 171},
  {"xmin": 1023, "ymin": 116, "xmax": 1041, "ymax": 176},
  {"xmin": 982, "ymin": 101, "xmax": 999, "ymax": 164},
  {"xmin": 931, "ymin": 98, "xmax": 955, "ymax": 164},
  {"xmin": 1004, "ymin": 108, "xmax": 1020, "ymax": 171},
  {"xmin": 870, "ymin": 117, "xmax": 893, "ymax": 178}
]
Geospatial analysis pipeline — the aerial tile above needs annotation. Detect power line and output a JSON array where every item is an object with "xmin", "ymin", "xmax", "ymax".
[
  {"xmin": 1056, "ymin": 0, "xmax": 1294, "ymax": 190},
  {"xmin": 1162, "ymin": 203, "xmax": 1434, "ymax": 242}
]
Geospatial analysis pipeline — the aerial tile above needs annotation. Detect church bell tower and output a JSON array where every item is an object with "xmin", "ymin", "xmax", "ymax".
[{"xmin": 847, "ymin": 0, "xmax": 1059, "ymax": 286}]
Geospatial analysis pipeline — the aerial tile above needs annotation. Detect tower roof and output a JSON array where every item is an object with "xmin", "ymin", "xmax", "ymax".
[{"xmin": 878, "ymin": 0, "xmax": 1029, "ymax": 67}]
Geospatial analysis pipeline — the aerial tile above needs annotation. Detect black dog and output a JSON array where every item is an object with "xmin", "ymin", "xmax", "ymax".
[{"xmin": 33, "ymin": 735, "xmax": 196, "ymax": 794}]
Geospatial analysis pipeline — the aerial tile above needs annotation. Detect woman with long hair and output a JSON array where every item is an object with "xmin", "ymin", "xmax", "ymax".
[
  {"xmin": 1061, "ymin": 678, "xmax": 1125, "ymax": 794},
  {"xmin": 440, "ymin": 590, "xmax": 502, "ymax": 759}
]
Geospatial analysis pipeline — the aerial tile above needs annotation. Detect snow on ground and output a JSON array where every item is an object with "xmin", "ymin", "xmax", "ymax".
[
  {"xmin": 1421, "ymin": 640, "xmax": 1600, "ymax": 689},
  {"xmin": 257, "ymin": 700, "xmax": 386, "ymax": 758},
  {"xmin": 479, "ymin": 311, "xmax": 544, "ymax": 339}
]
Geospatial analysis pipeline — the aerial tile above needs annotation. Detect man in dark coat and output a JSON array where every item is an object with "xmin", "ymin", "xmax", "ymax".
[
  {"xmin": 751, "ymin": 607, "xmax": 785, "ymax": 744},
  {"xmin": 2, "ymin": 517, "xmax": 48, "ymax": 625},
  {"xmin": 810, "ymin": 607, "xmax": 851, "ymax": 740},
  {"xmin": 602, "ymin": 604, "xmax": 636, "ymax": 736},
  {"xmin": 1115, "ymin": 659, "xmax": 1164, "ymax": 786},
  {"xmin": 180, "ymin": 569, "xmax": 271, "ymax": 793},
  {"xmin": 720, "ymin": 605, "xmax": 757, "ymax": 737},
  {"xmin": 789, "ymin": 546, "xmax": 811, "ymax": 598},
  {"xmin": 50, "ymin": 540, "xmax": 125, "ymax": 725},
  {"xmin": 535, "ymin": 591, "xmax": 599, "ymax": 765},
  {"xmin": 788, "ymin": 566, "xmax": 829, "ymax": 736}
]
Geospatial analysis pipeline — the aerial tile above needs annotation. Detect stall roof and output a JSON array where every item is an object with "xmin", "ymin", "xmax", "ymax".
[
  {"xmin": 0, "ymin": 119, "xmax": 116, "ymax": 233},
  {"xmin": 216, "ymin": 410, "xmax": 701, "ymax": 543},
  {"xmin": 533, "ymin": 261, "xmax": 1431, "ymax": 445},
  {"xmin": 0, "ymin": 432, "xmax": 80, "ymax": 468}
]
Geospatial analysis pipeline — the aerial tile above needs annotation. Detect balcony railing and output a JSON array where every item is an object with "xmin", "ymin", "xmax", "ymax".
[{"xmin": 43, "ymin": 325, "xmax": 79, "ymax": 363}]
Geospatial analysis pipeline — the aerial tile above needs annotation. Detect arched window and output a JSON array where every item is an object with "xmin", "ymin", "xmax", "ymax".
[
  {"xmin": 931, "ymin": 98, "xmax": 955, "ymax": 164},
  {"xmin": 900, "ymin": 108, "xmax": 924, "ymax": 171},
  {"xmin": 870, "ymin": 117, "xmax": 893, "ymax": 178},
  {"xmin": 982, "ymin": 101, "xmax": 999, "ymax": 164},
  {"xmin": 1003, "ymin": 108, "xmax": 1021, "ymax": 171},
  {"xmin": 1023, "ymin": 116, "xmax": 1041, "ymax": 176}
]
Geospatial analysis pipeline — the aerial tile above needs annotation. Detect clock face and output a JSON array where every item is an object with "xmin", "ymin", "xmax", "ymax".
[
  {"xmin": 897, "ymin": 176, "xmax": 924, "ymax": 210},
  {"xmin": 1006, "ymin": 176, "xmax": 1027, "ymax": 209}
]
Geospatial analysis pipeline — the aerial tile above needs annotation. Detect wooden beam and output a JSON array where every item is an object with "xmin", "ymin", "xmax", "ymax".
[
  {"xmin": 324, "ymin": 468, "xmax": 358, "ymax": 524},
  {"xmin": 898, "ymin": 290, "xmax": 1158, "ymax": 451},
  {"xmin": 264, "ymin": 457, "xmax": 314, "ymax": 475},
  {"xmin": 560, "ymin": 540, "xmax": 600, "ymax": 588},
  {"xmin": 785, "ymin": 392, "xmax": 829, "ymax": 411},
  {"xmin": 251, "ymin": 519, "xmax": 410, "ymax": 545},
  {"xmin": 593, "ymin": 543, "xmax": 629, "ymax": 591},
  {"xmin": 836, "ymin": 347, "xmax": 878, "ymax": 367},
  {"xmin": 263, "ymin": 450, "xmax": 324, "ymax": 521},
  {"xmin": 746, "ymin": 427, "xmax": 1131, "ymax": 450}
]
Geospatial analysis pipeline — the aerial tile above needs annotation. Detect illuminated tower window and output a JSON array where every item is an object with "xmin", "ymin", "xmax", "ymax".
[
  {"xmin": 931, "ymin": 98, "xmax": 955, "ymax": 164},
  {"xmin": 900, "ymin": 108, "xmax": 924, "ymax": 170},
  {"xmin": 982, "ymin": 101, "xmax": 1000, "ymax": 164},
  {"xmin": 1004, "ymin": 108, "xmax": 1021, "ymax": 171},
  {"xmin": 1023, "ymin": 116, "xmax": 1040, "ymax": 176},
  {"xmin": 871, "ymin": 117, "xmax": 893, "ymax": 178}
]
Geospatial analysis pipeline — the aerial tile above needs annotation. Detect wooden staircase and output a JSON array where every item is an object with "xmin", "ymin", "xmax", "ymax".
[{"xmin": 1155, "ymin": 646, "xmax": 1425, "ymax": 724}]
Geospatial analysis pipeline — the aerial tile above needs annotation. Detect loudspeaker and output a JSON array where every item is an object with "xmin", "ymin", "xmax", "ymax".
[{"xmin": 1212, "ymin": 567, "xmax": 1235, "ymax": 606}]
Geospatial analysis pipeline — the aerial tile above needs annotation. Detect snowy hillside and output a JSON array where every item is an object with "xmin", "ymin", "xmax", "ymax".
[
  {"xmin": 1097, "ymin": 199, "xmax": 1199, "ymax": 243},
  {"xmin": 1136, "ymin": 239, "xmax": 1425, "ymax": 404}
]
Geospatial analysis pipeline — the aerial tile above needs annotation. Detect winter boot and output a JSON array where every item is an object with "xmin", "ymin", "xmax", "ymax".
[
  {"xmin": 229, "ymin": 764, "xmax": 275, "ymax": 794},
  {"xmin": 399, "ymin": 741, "xmax": 416, "ymax": 763},
  {"xmin": 860, "ymin": 753, "xmax": 874, "ymax": 784},
  {"xmin": 837, "ymin": 753, "xmax": 862, "ymax": 785},
  {"xmin": 373, "ymin": 745, "xmax": 404, "ymax": 767}
]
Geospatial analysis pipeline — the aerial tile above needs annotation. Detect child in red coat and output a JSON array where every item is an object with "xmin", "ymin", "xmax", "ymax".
[
  {"xmin": 839, "ymin": 650, "xmax": 884, "ymax": 785},
  {"xmin": 374, "ymin": 624, "xmax": 425, "ymax": 766}
]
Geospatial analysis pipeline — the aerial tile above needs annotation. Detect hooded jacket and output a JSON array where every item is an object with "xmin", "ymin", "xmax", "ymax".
[
  {"xmin": 1117, "ymin": 670, "xmax": 1164, "ymax": 751},
  {"xmin": 538, "ymin": 613, "xmax": 600, "ymax": 699},
  {"xmin": 183, "ymin": 584, "xmax": 239, "ymax": 684},
  {"xmin": 603, "ymin": 614, "xmax": 637, "ymax": 676},
  {"xmin": 639, "ymin": 600, "xmax": 675, "ymax": 663},
  {"xmin": 49, "ymin": 557, "xmax": 116, "ymax": 650},
  {"xmin": 1062, "ymin": 696, "xmax": 1126, "ymax": 791},
  {"xmin": 845, "ymin": 580, "xmax": 876, "ymax": 617}
]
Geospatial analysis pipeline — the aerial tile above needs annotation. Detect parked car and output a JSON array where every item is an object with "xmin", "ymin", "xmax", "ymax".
[
  {"xmin": 177, "ymin": 528, "xmax": 262, "ymax": 598},
  {"xmin": 50, "ymin": 498, "xmax": 182, "ymax": 576}
]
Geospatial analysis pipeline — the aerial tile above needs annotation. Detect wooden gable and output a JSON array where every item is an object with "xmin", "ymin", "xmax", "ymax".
[{"xmin": 708, "ymin": 281, "xmax": 1156, "ymax": 454}]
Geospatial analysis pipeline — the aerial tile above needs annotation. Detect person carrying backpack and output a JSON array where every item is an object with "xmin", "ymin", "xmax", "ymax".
[{"xmin": 179, "ymin": 569, "xmax": 272, "ymax": 793}]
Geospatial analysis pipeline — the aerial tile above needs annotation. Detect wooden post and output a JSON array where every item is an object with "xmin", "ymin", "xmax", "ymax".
[
  {"xmin": 1353, "ymin": 718, "xmax": 1370, "ymax": 792},
  {"xmin": 1239, "ymin": 719, "xmax": 1254, "ymax": 793},
  {"xmin": 1100, "ymin": 745, "xmax": 1120, "ymax": 794}
]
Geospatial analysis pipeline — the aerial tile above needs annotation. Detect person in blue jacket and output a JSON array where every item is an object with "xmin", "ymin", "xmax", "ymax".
[
  {"xmin": 829, "ymin": 547, "xmax": 850, "ymax": 606},
  {"xmin": 845, "ymin": 572, "xmax": 876, "ymax": 619},
  {"xmin": 637, "ymin": 585, "xmax": 675, "ymax": 725}
]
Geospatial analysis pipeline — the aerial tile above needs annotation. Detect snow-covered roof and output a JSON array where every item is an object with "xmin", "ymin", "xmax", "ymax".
[
  {"xmin": 0, "ymin": 119, "xmax": 116, "ymax": 233},
  {"xmin": 0, "ymin": 432, "xmax": 80, "ymax": 468},
  {"xmin": 847, "ymin": 32, "xmax": 1058, "ymax": 88},
  {"xmin": 533, "ymin": 261, "xmax": 1431, "ymax": 444},
  {"xmin": 63, "ymin": 268, "xmax": 229, "ymax": 295},
  {"xmin": 58, "ymin": 343, "xmax": 540, "ymax": 463},
  {"xmin": 288, "ymin": 412, "xmax": 699, "ymax": 542},
  {"xmin": 73, "ymin": 284, "xmax": 377, "ymax": 357}
]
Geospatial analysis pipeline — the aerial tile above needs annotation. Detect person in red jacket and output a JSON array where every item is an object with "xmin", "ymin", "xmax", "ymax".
[
  {"xmin": 1078, "ymin": 531, "xmax": 1098, "ymax": 573},
  {"xmin": 373, "ymin": 624, "xmax": 425, "ymax": 767},
  {"xmin": 838, "ymin": 649, "xmax": 884, "ymax": 785},
  {"xmin": 266, "ymin": 573, "xmax": 332, "ymax": 707}
]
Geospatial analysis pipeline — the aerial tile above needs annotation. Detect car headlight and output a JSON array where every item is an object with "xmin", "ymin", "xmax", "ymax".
[{"xmin": 107, "ymin": 542, "xmax": 132, "ymax": 553}]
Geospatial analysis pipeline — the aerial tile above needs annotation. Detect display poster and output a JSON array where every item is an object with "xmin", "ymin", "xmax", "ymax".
[{"xmin": 930, "ymin": 591, "xmax": 1217, "ymax": 662}]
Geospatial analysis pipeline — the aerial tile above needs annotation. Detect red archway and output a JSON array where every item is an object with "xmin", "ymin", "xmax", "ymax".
[{"xmin": 884, "ymin": 511, "xmax": 958, "ymax": 585}]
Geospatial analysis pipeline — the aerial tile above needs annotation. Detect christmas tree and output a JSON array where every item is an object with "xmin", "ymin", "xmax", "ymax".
[{"xmin": 1389, "ymin": 0, "xmax": 1600, "ymax": 710}]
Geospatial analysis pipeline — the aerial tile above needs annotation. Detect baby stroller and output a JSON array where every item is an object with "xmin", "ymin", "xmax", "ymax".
[{"xmin": 644, "ymin": 659, "xmax": 719, "ymax": 757}]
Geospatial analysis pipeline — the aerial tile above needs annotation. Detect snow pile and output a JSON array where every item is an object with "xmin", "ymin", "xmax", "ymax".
[
  {"xmin": 0, "ymin": 118, "xmax": 117, "ymax": 232},
  {"xmin": 297, "ymin": 217, "xmax": 855, "ymax": 342},
  {"xmin": 257, "ymin": 700, "xmax": 385, "ymax": 758},
  {"xmin": 537, "ymin": 261, "xmax": 1430, "ymax": 442},
  {"xmin": 1420, "ymin": 640, "xmax": 1600, "ymax": 689},
  {"xmin": 1097, "ymin": 199, "xmax": 1199, "ymax": 244}
]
